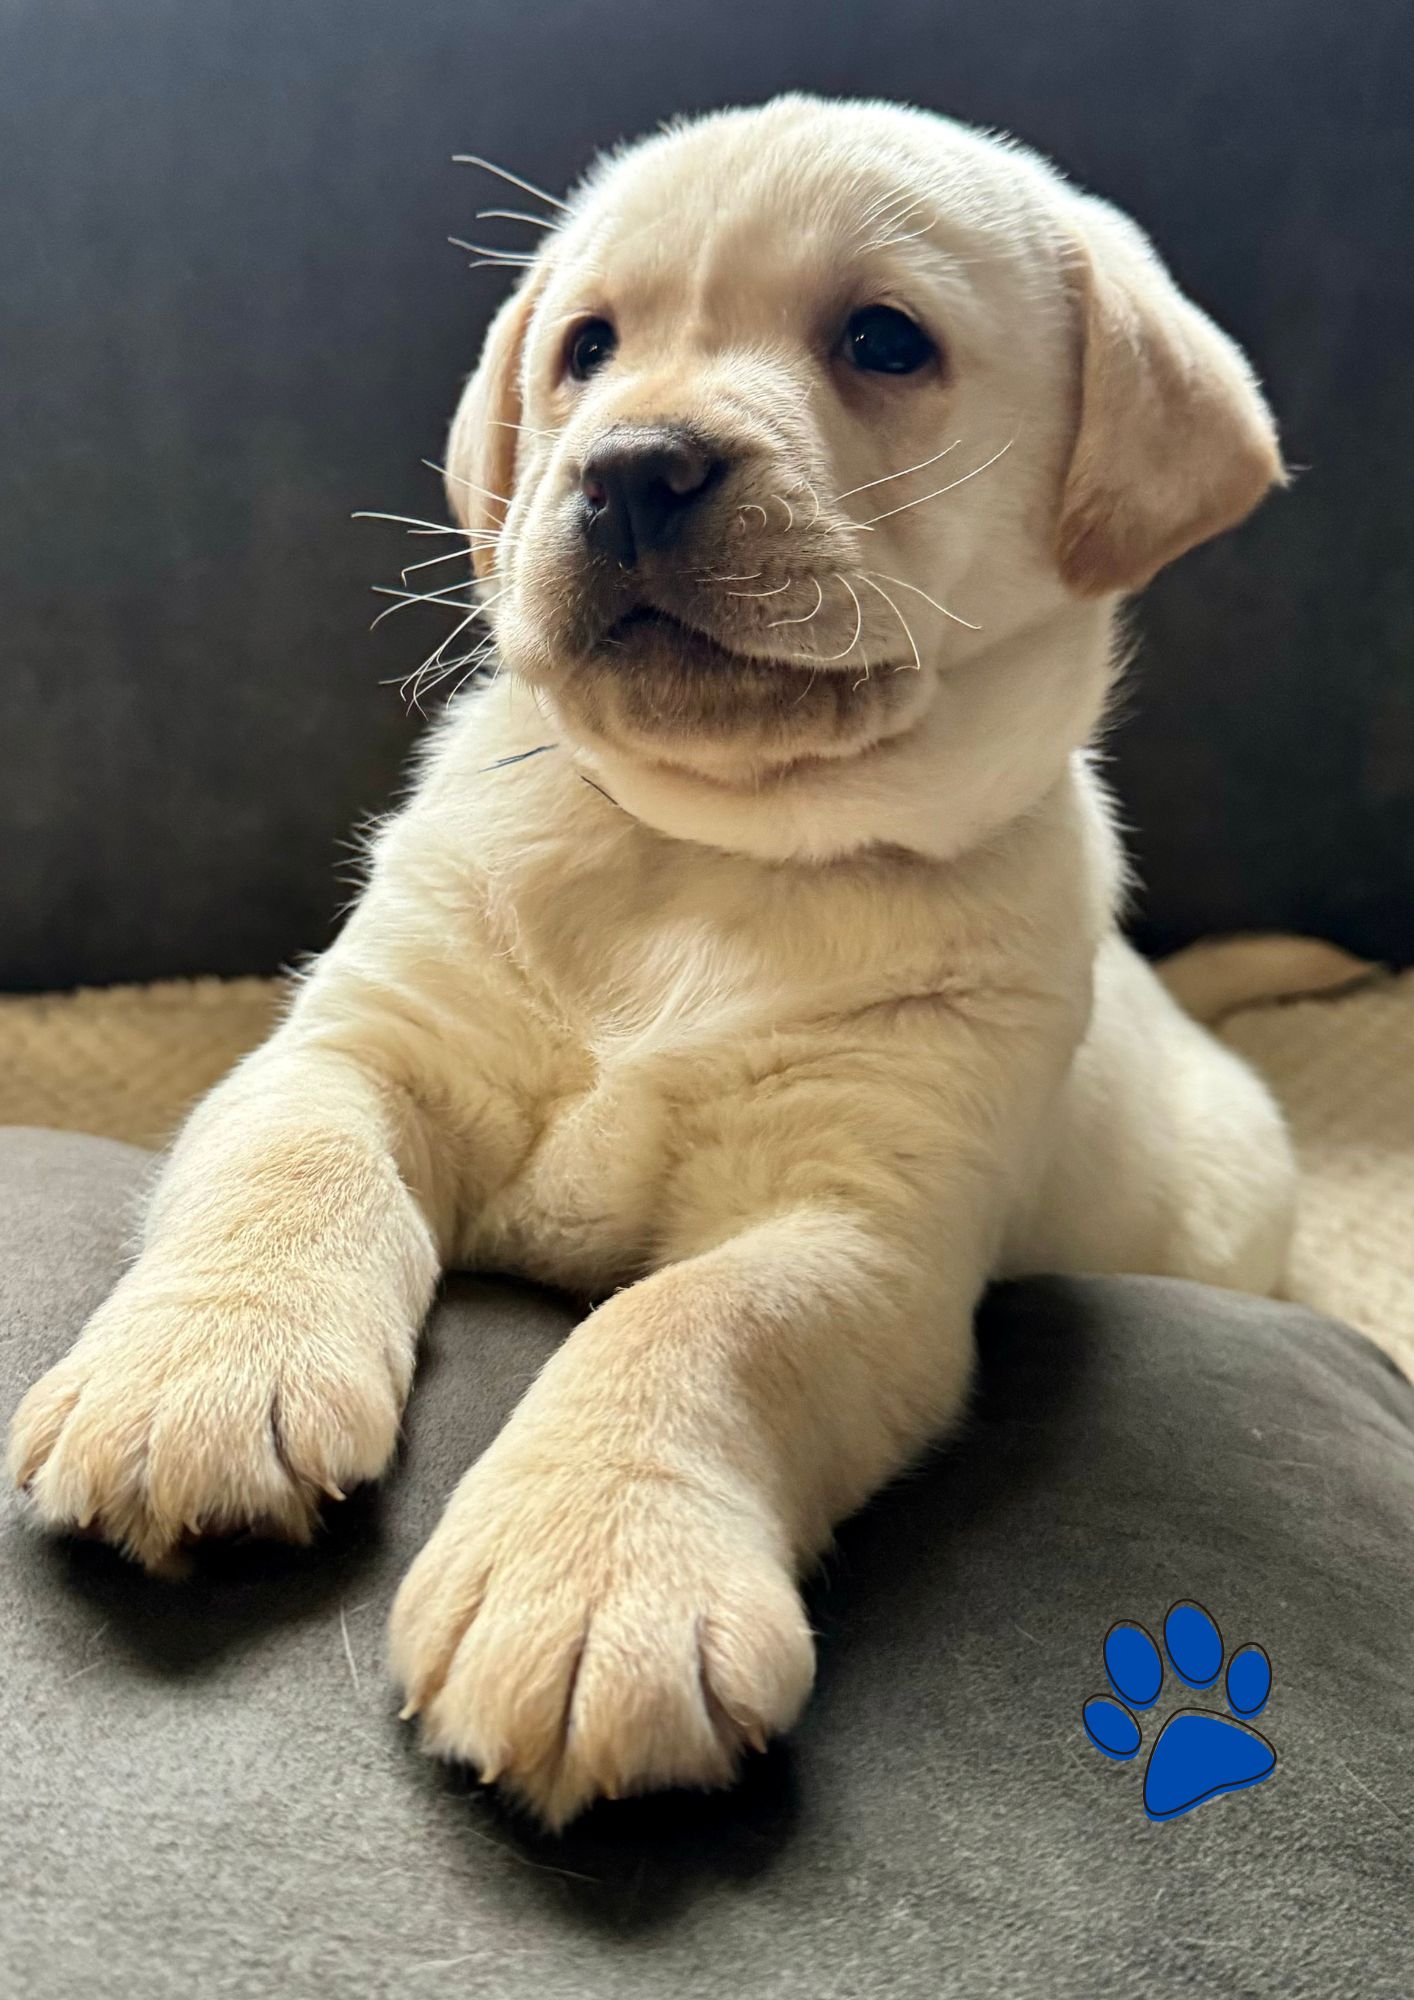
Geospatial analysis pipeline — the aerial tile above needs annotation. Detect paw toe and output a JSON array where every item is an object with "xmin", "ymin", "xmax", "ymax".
[
  {"xmin": 1164, "ymin": 1600, "xmax": 1224, "ymax": 1689},
  {"xmin": 1083, "ymin": 1695, "xmax": 1142, "ymax": 1760},
  {"xmin": 696, "ymin": 1575, "xmax": 815, "ymax": 1750},
  {"xmin": 1104, "ymin": 1619, "xmax": 1163, "ymax": 1708},
  {"xmin": 7, "ymin": 1366, "xmax": 84, "ymax": 1490},
  {"xmin": 1224, "ymin": 1643, "xmax": 1272, "ymax": 1718}
]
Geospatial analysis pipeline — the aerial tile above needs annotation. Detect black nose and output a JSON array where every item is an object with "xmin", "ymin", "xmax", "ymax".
[{"xmin": 579, "ymin": 427, "xmax": 722, "ymax": 566}]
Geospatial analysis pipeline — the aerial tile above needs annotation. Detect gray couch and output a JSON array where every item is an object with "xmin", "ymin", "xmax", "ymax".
[{"xmin": 2, "ymin": 5, "xmax": 1412, "ymax": 1996}]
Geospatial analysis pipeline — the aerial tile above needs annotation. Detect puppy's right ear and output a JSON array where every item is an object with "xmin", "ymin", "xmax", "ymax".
[{"xmin": 444, "ymin": 271, "xmax": 545, "ymax": 576}]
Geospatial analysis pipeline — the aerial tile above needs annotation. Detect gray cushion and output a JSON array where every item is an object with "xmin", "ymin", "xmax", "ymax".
[{"xmin": 2, "ymin": 1126, "xmax": 1411, "ymax": 1998}]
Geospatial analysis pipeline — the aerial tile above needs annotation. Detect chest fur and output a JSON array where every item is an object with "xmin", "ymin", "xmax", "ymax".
[{"xmin": 375, "ymin": 748, "xmax": 1108, "ymax": 1289}]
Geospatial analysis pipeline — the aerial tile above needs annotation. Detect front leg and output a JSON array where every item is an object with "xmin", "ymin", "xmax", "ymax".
[
  {"xmin": 8, "ymin": 1028, "xmax": 447, "ymax": 1571},
  {"xmin": 391, "ymin": 1205, "xmax": 974, "ymax": 1828}
]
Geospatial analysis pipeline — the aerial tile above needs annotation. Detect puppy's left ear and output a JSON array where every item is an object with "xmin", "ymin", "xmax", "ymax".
[
  {"xmin": 1057, "ymin": 198, "xmax": 1285, "ymax": 596},
  {"xmin": 445, "ymin": 268, "xmax": 547, "ymax": 577}
]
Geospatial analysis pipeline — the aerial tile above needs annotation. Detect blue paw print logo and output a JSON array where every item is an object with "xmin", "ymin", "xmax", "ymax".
[{"xmin": 1082, "ymin": 1600, "xmax": 1277, "ymax": 1821}]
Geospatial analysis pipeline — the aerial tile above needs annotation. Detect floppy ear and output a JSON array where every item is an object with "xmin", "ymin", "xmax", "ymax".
[
  {"xmin": 1056, "ymin": 199, "xmax": 1285, "ymax": 596},
  {"xmin": 444, "ymin": 270, "xmax": 545, "ymax": 577}
]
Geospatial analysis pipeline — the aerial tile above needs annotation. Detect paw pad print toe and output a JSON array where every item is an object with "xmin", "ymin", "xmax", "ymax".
[{"xmin": 1082, "ymin": 1601, "xmax": 1276, "ymax": 1820}]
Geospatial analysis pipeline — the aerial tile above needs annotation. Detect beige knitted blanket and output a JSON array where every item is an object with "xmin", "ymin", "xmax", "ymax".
[{"xmin": 2, "ymin": 945, "xmax": 1410, "ymax": 1376}]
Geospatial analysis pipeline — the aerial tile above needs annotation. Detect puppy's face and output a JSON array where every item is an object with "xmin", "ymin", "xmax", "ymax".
[{"xmin": 449, "ymin": 98, "xmax": 1281, "ymax": 785}]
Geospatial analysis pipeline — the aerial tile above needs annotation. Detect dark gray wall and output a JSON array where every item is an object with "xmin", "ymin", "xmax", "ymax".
[{"xmin": 2, "ymin": 0, "xmax": 1410, "ymax": 988}]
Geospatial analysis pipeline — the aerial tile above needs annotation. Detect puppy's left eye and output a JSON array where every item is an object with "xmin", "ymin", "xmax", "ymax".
[{"xmin": 845, "ymin": 306, "xmax": 937, "ymax": 376}]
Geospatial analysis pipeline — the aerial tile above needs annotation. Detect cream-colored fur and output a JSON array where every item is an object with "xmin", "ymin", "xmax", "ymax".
[{"xmin": 9, "ymin": 96, "xmax": 1295, "ymax": 1828}]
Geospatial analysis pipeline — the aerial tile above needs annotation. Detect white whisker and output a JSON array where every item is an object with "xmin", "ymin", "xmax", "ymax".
[
  {"xmin": 800, "ymin": 482, "xmax": 822, "ymax": 529},
  {"xmin": 725, "ymin": 577, "xmax": 792, "ymax": 598},
  {"xmin": 860, "ymin": 439, "xmax": 1015, "ymax": 526},
  {"xmin": 861, "ymin": 200, "xmax": 935, "ymax": 251},
  {"xmin": 401, "ymin": 546, "xmax": 476, "ymax": 578},
  {"xmin": 372, "ymin": 581, "xmax": 474, "ymax": 609},
  {"xmin": 767, "ymin": 577, "xmax": 825, "ymax": 628},
  {"xmin": 353, "ymin": 510, "xmax": 467, "ymax": 536},
  {"xmin": 418, "ymin": 642, "xmax": 496, "ymax": 707},
  {"xmin": 475, "ymin": 207, "xmax": 558, "ymax": 231},
  {"xmin": 370, "ymin": 593, "xmax": 467, "ymax": 630},
  {"xmin": 857, "ymin": 182, "xmax": 916, "ymax": 230},
  {"xmin": 854, "ymin": 573, "xmax": 922, "ymax": 672},
  {"xmin": 424, "ymin": 457, "xmax": 511, "ymax": 509},
  {"xmin": 378, "ymin": 581, "xmax": 504, "ymax": 613},
  {"xmin": 870, "ymin": 214, "xmax": 939, "ymax": 253},
  {"xmin": 699, "ymin": 570, "xmax": 761, "ymax": 584},
  {"xmin": 369, "ymin": 580, "xmax": 503, "ymax": 632},
  {"xmin": 835, "ymin": 440, "xmax": 960, "ymax": 502},
  {"xmin": 739, "ymin": 503, "xmax": 768, "ymax": 528},
  {"xmin": 407, "ymin": 659, "xmax": 472, "ymax": 710},
  {"xmin": 821, "ymin": 575, "xmax": 864, "ymax": 660},
  {"xmin": 411, "ymin": 628, "xmax": 491, "ymax": 684},
  {"xmin": 393, "ymin": 613, "xmax": 480, "ymax": 698},
  {"xmin": 400, "ymin": 617, "xmax": 500, "ymax": 708},
  {"xmin": 451, "ymin": 153, "xmax": 571, "ymax": 215},
  {"xmin": 772, "ymin": 493, "xmax": 794, "ymax": 530},
  {"xmin": 860, "ymin": 569, "xmax": 980, "ymax": 632},
  {"xmin": 448, "ymin": 238, "xmax": 538, "ymax": 266}
]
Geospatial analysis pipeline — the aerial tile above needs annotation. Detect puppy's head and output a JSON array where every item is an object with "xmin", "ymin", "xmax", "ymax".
[{"xmin": 448, "ymin": 97, "xmax": 1282, "ymax": 786}]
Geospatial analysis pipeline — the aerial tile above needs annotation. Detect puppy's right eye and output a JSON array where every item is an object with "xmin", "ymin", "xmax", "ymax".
[{"xmin": 566, "ymin": 317, "xmax": 618, "ymax": 381}]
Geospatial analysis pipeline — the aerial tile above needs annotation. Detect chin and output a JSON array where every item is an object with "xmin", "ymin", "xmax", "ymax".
[{"xmin": 503, "ymin": 604, "xmax": 936, "ymax": 782}]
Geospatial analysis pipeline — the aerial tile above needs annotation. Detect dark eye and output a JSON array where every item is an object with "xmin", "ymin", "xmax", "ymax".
[
  {"xmin": 845, "ymin": 305, "xmax": 937, "ymax": 376},
  {"xmin": 566, "ymin": 316, "xmax": 618, "ymax": 381}
]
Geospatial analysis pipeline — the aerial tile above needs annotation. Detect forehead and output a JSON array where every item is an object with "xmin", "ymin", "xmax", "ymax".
[{"xmin": 546, "ymin": 102, "xmax": 1059, "ymax": 339}]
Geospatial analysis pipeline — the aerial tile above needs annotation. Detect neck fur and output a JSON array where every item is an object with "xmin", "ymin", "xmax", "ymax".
[{"xmin": 562, "ymin": 599, "xmax": 1118, "ymax": 864}]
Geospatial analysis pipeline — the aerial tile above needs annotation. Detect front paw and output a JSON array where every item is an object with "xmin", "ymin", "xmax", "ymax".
[
  {"xmin": 389, "ymin": 1454, "xmax": 815, "ymax": 1829},
  {"xmin": 8, "ymin": 1264, "xmax": 412, "ymax": 1571}
]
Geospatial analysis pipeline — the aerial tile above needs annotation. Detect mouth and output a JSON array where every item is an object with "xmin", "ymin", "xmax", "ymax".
[
  {"xmin": 602, "ymin": 605, "xmax": 812, "ymax": 677},
  {"xmin": 549, "ymin": 593, "xmax": 928, "ymax": 761}
]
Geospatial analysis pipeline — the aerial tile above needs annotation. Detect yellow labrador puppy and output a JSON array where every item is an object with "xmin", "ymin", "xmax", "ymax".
[{"xmin": 10, "ymin": 97, "xmax": 1294, "ymax": 1827}]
